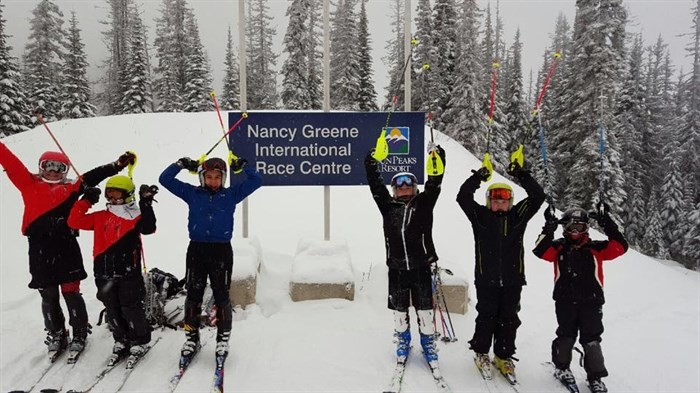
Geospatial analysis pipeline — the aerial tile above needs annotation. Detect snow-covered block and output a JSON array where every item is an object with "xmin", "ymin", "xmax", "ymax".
[
  {"xmin": 290, "ymin": 238, "xmax": 355, "ymax": 302},
  {"xmin": 433, "ymin": 262, "xmax": 470, "ymax": 315},
  {"xmin": 230, "ymin": 237, "xmax": 262, "ymax": 308}
]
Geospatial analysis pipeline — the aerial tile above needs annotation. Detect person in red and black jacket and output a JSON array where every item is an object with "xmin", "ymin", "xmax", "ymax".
[
  {"xmin": 68, "ymin": 175, "xmax": 157, "ymax": 363},
  {"xmin": 532, "ymin": 204, "xmax": 628, "ymax": 393},
  {"xmin": 0, "ymin": 140, "xmax": 134, "ymax": 357}
]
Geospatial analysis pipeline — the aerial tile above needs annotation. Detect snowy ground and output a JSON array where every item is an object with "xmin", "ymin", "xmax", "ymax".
[{"xmin": 1, "ymin": 113, "xmax": 698, "ymax": 392}]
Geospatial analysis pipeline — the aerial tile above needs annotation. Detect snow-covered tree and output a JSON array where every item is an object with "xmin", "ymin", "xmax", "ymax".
[
  {"xmin": 182, "ymin": 9, "xmax": 212, "ymax": 112},
  {"xmin": 500, "ymin": 29, "xmax": 529, "ymax": 174},
  {"xmin": 0, "ymin": 3, "xmax": 30, "ymax": 135},
  {"xmin": 641, "ymin": 192, "xmax": 670, "ymax": 258},
  {"xmin": 658, "ymin": 145, "xmax": 686, "ymax": 259},
  {"xmin": 60, "ymin": 12, "xmax": 96, "ymax": 119},
  {"xmin": 306, "ymin": 0, "xmax": 323, "ymax": 109},
  {"xmin": 281, "ymin": 0, "xmax": 312, "ymax": 109},
  {"xmin": 101, "ymin": 0, "xmax": 134, "ymax": 115},
  {"xmin": 356, "ymin": 0, "xmax": 378, "ymax": 111},
  {"xmin": 382, "ymin": 0, "xmax": 405, "ymax": 110},
  {"xmin": 246, "ymin": 0, "xmax": 279, "ymax": 109},
  {"xmin": 412, "ymin": 0, "xmax": 434, "ymax": 112},
  {"xmin": 680, "ymin": 0, "xmax": 700, "ymax": 203},
  {"xmin": 23, "ymin": 0, "xmax": 66, "ymax": 123},
  {"xmin": 119, "ymin": 7, "xmax": 152, "ymax": 114},
  {"xmin": 681, "ymin": 201, "xmax": 700, "ymax": 270},
  {"xmin": 153, "ymin": 0, "xmax": 188, "ymax": 112},
  {"xmin": 330, "ymin": 0, "xmax": 361, "ymax": 110},
  {"xmin": 221, "ymin": 27, "xmax": 240, "ymax": 110}
]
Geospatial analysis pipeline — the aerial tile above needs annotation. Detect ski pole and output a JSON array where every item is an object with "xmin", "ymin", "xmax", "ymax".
[
  {"xmin": 384, "ymin": 38, "xmax": 420, "ymax": 128},
  {"xmin": 437, "ymin": 268, "xmax": 457, "ymax": 341},
  {"xmin": 210, "ymin": 91, "xmax": 230, "ymax": 144},
  {"xmin": 203, "ymin": 112, "xmax": 248, "ymax": 158},
  {"xmin": 35, "ymin": 113, "xmax": 81, "ymax": 178},
  {"xmin": 597, "ymin": 93, "xmax": 607, "ymax": 207},
  {"xmin": 486, "ymin": 60, "xmax": 500, "ymax": 154}
]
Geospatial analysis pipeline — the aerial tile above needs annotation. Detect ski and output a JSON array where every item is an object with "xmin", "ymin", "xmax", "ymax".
[
  {"xmin": 169, "ymin": 343, "xmax": 203, "ymax": 392},
  {"xmin": 426, "ymin": 360, "xmax": 451, "ymax": 392},
  {"xmin": 383, "ymin": 359, "xmax": 407, "ymax": 393},
  {"xmin": 111, "ymin": 337, "xmax": 162, "ymax": 391},
  {"xmin": 48, "ymin": 347, "xmax": 66, "ymax": 363},
  {"xmin": 66, "ymin": 348, "xmax": 84, "ymax": 364},
  {"xmin": 211, "ymin": 352, "xmax": 228, "ymax": 393},
  {"xmin": 544, "ymin": 362, "xmax": 580, "ymax": 393}
]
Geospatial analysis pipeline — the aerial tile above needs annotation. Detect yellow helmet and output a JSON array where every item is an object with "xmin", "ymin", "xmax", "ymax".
[
  {"xmin": 105, "ymin": 175, "xmax": 136, "ymax": 203},
  {"xmin": 485, "ymin": 183, "xmax": 513, "ymax": 209}
]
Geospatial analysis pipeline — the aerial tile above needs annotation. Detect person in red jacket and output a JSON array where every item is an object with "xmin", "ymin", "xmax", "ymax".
[
  {"xmin": 532, "ymin": 204, "xmax": 628, "ymax": 393},
  {"xmin": 0, "ymin": 140, "xmax": 134, "ymax": 360},
  {"xmin": 68, "ymin": 175, "xmax": 158, "ymax": 366}
]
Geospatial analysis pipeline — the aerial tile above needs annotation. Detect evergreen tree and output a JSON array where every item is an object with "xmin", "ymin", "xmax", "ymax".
[
  {"xmin": 60, "ymin": 12, "xmax": 96, "ymax": 119},
  {"xmin": 382, "ymin": 0, "xmax": 405, "ymax": 110},
  {"xmin": 0, "ymin": 3, "xmax": 30, "ymax": 135},
  {"xmin": 356, "ymin": 0, "xmax": 378, "ymax": 111},
  {"xmin": 413, "ymin": 0, "xmax": 434, "ymax": 112},
  {"xmin": 182, "ymin": 9, "xmax": 213, "ymax": 112},
  {"xmin": 221, "ymin": 27, "xmax": 240, "ymax": 110},
  {"xmin": 501, "ymin": 29, "xmax": 528, "ymax": 173},
  {"xmin": 641, "ymin": 192, "xmax": 669, "ymax": 258},
  {"xmin": 680, "ymin": 0, "xmax": 700, "ymax": 203},
  {"xmin": 119, "ymin": 6, "xmax": 152, "ymax": 114},
  {"xmin": 101, "ymin": 0, "xmax": 133, "ymax": 115},
  {"xmin": 306, "ymin": 0, "xmax": 323, "ymax": 109},
  {"xmin": 153, "ymin": 0, "xmax": 188, "ymax": 112},
  {"xmin": 23, "ymin": 0, "xmax": 66, "ymax": 123},
  {"xmin": 330, "ymin": 0, "xmax": 361, "ymax": 110},
  {"xmin": 658, "ymin": 144, "xmax": 686, "ymax": 259},
  {"xmin": 281, "ymin": 0, "xmax": 312, "ymax": 109},
  {"xmin": 681, "ymin": 201, "xmax": 700, "ymax": 270},
  {"xmin": 246, "ymin": 0, "xmax": 279, "ymax": 109}
]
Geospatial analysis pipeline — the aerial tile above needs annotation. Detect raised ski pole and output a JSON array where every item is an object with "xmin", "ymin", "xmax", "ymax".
[
  {"xmin": 210, "ymin": 91, "xmax": 230, "ymax": 145},
  {"xmin": 35, "ymin": 113, "xmax": 81, "ymax": 178},
  {"xmin": 597, "ymin": 93, "xmax": 607, "ymax": 211},
  {"xmin": 203, "ymin": 112, "xmax": 248, "ymax": 158},
  {"xmin": 383, "ymin": 38, "xmax": 419, "ymax": 129}
]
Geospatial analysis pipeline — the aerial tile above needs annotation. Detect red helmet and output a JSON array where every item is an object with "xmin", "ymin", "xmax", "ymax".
[{"xmin": 38, "ymin": 151, "xmax": 70, "ymax": 179}]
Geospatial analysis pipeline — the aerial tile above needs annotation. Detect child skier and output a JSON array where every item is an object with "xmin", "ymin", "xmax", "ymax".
[
  {"xmin": 67, "ymin": 174, "xmax": 159, "ymax": 368},
  {"xmin": 456, "ymin": 162, "xmax": 545, "ymax": 382},
  {"xmin": 159, "ymin": 155, "xmax": 262, "ymax": 362},
  {"xmin": 533, "ymin": 204, "xmax": 628, "ymax": 393},
  {"xmin": 364, "ymin": 144, "xmax": 446, "ymax": 370},
  {"xmin": 0, "ymin": 140, "xmax": 134, "ymax": 362}
]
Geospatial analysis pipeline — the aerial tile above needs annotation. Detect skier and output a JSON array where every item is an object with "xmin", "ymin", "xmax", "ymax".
[
  {"xmin": 456, "ymin": 161, "xmax": 545, "ymax": 382},
  {"xmin": 364, "ymin": 144, "xmax": 446, "ymax": 368},
  {"xmin": 159, "ymin": 155, "xmax": 262, "ymax": 361},
  {"xmin": 533, "ymin": 204, "xmax": 628, "ymax": 393},
  {"xmin": 67, "ymin": 174, "xmax": 159, "ymax": 367},
  {"xmin": 0, "ymin": 141, "xmax": 135, "ymax": 361}
]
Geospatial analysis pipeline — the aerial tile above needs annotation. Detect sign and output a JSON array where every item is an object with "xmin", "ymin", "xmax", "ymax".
[{"xmin": 228, "ymin": 112, "xmax": 425, "ymax": 186}]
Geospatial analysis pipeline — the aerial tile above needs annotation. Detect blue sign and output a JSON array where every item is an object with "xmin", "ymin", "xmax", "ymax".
[{"xmin": 228, "ymin": 112, "xmax": 425, "ymax": 186}]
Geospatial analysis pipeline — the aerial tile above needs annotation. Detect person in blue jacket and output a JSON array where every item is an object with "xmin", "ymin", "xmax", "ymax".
[{"xmin": 159, "ymin": 155, "xmax": 262, "ymax": 359}]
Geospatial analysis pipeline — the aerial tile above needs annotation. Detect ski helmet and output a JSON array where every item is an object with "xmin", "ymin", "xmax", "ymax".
[
  {"xmin": 198, "ymin": 157, "xmax": 227, "ymax": 187},
  {"xmin": 105, "ymin": 175, "xmax": 135, "ymax": 204},
  {"xmin": 38, "ymin": 151, "xmax": 70, "ymax": 182},
  {"xmin": 561, "ymin": 207, "xmax": 589, "ymax": 241},
  {"xmin": 485, "ymin": 183, "xmax": 514, "ymax": 209},
  {"xmin": 390, "ymin": 172, "xmax": 418, "ymax": 195}
]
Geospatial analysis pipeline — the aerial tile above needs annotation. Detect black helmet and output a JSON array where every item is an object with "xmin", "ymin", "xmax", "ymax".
[
  {"xmin": 198, "ymin": 157, "xmax": 227, "ymax": 187},
  {"xmin": 561, "ymin": 207, "xmax": 589, "ymax": 241}
]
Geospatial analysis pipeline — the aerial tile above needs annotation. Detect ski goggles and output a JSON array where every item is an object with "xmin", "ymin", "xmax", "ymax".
[
  {"xmin": 105, "ymin": 188, "xmax": 126, "ymax": 204},
  {"xmin": 392, "ymin": 174, "xmax": 416, "ymax": 187},
  {"xmin": 201, "ymin": 159, "xmax": 227, "ymax": 172},
  {"xmin": 488, "ymin": 188, "xmax": 513, "ymax": 200},
  {"xmin": 565, "ymin": 222, "xmax": 588, "ymax": 233},
  {"xmin": 39, "ymin": 160, "xmax": 69, "ymax": 174}
]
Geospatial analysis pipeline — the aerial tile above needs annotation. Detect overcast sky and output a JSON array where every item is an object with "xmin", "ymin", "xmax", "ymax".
[{"xmin": 2, "ymin": 0, "xmax": 696, "ymax": 106}]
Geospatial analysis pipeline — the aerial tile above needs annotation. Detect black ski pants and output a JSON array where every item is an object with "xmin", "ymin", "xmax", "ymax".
[
  {"xmin": 38, "ymin": 281, "xmax": 88, "ymax": 336},
  {"xmin": 96, "ymin": 274, "xmax": 151, "ymax": 346},
  {"xmin": 183, "ymin": 241, "xmax": 234, "ymax": 337},
  {"xmin": 469, "ymin": 284, "xmax": 522, "ymax": 359},
  {"xmin": 387, "ymin": 266, "xmax": 433, "ymax": 312},
  {"xmin": 552, "ymin": 301, "xmax": 608, "ymax": 380}
]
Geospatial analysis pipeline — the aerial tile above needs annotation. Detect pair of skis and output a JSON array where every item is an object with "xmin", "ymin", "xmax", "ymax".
[
  {"xmin": 169, "ymin": 339, "xmax": 229, "ymax": 392},
  {"xmin": 384, "ymin": 357, "xmax": 451, "ymax": 393},
  {"xmin": 475, "ymin": 355, "xmax": 521, "ymax": 392}
]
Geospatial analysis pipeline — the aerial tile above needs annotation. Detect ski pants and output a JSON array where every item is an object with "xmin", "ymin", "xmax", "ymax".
[
  {"xmin": 552, "ymin": 301, "xmax": 608, "ymax": 380},
  {"xmin": 469, "ymin": 284, "xmax": 522, "ymax": 359},
  {"xmin": 183, "ymin": 241, "xmax": 234, "ymax": 338},
  {"xmin": 387, "ymin": 266, "xmax": 433, "ymax": 312},
  {"xmin": 38, "ymin": 281, "xmax": 88, "ymax": 336},
  {"xmin": 96, "ymin": 274, "xmax": 151, "ymax": 346}
]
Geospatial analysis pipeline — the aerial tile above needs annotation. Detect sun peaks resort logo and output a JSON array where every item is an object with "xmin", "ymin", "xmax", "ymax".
[{"xmin": 383, "ymin": 127, "xmax": 410, "ymax": 155}]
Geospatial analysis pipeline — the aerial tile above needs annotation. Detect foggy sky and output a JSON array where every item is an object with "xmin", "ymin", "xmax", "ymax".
[{"xmin": 2, "ymin": 0, "xmax": 695, "ymax": 107}]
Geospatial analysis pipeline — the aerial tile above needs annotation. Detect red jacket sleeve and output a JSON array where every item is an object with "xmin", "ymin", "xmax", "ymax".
[
  {"xmin": 0, "ymin": 141, "xmax": 33, "ymax": 191},
  {"xmin": 68, "ymin": 199, "xmax": 96, "ymax": 230}
]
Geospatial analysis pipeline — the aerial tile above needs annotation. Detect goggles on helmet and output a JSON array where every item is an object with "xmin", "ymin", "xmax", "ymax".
[
  {"xmin": 201, "ymin": 158, "xmax": 227, "ymax": 172},
  {"xmin": 392, "ymin": 174, "xmax": 416, "ymax": 187},
  {"xmin": 39, "ymin": 160, "xmax": 69, "ymax": 174},
  {"xmin": 488, "ymin": 188, "xmax": 513, "ymax": 200},
  {"xmin": 565, "ymin": 222, "xmax": 588, "ymax": 233},
  {"xmin": 105, "ymin": 188, "xmax": 126, "ymax": 205}
]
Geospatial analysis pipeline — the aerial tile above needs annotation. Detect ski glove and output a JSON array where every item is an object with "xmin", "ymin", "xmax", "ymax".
[
  {"xmin": 365, "ymin": 150, "xmax": 379, "ymax": 168},
  {"xmin": 472, "ymin": 167, "xmax": 490, "ymax": 182},
  {"xmin": 82, "ymin": 187, "xmax": 101, "ymax": 205},
  {"xmin": 116, "ymin": 151, "xmax": 137, "ymax": 169},
  {"xmin": 507, "ymin": 161, "xmax": 529, "ymax": 178},
  {"xmin": 139, "ymin": 184, "xmax": 159, "ymax": 201},
  {"xmin": 177, "ymin": 157, "xmax": 199, "ymax": 172},
  {"xmin": 231, "ymin": 158, "xmax": 248, "ymax": 173}
]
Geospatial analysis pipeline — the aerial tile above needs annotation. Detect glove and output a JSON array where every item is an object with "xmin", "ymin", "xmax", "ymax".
[
  {"xmin": 436, "ymin": 144, "xmax": 446, "ymax": 162},
  {"xmin": 507, "ymin": 161, "xmax": 528, "ymax": 178},
  {"xmin": 471, "ymin": 166, "xmax": 490, "ymax": 182},
  {"xmin": 542, "ymin": 205, "xmax": 558, "ymax": 233},
  {"xmin": 595, "ymin": 202, "xmax": 615, "ymax": 229},
  {"xmin": 177, "ymin": 157, "xmax": 199, "ymax": 172},
  {"xmin": 116, "ymin": 151, "xmax": 136, "ymax": 169},
  {"xmin": 231, "ymin": 158, "xmax": 248, "ymax": 173},
  {"xmin": 82, "ymin": 187, "xmax": 101, "ymax": 205},
  {"xmin": 139, "ymin": 184, "xmax": 159, "ymax": 201},
  {"xmin": 427, "ymin": 141, "xmax": 437, "ymax": 153},
  {"xmin": 365, "ymin": 150, "xmax": 379, "ymax": 167}
]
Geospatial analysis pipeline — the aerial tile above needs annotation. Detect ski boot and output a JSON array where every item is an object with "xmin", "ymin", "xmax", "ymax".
[
  {"xmin": 108, "ymin": 340, "xmax": 129, "ymax": 366},
  {"xmin": 181, "ymin": 328, "xmax": 201, "ymax": 357},
  {"xmin": 216, "ymin": 330, "xmax": 230, "ymax": 357},
  {"xmin": 588, "ymin": 378, "xmax": 608, "ymax": 393},
  {"xmin": 45, "ymin": 328, "xmax": 68, "ymax": 362},
  {"xmin": 474, "ymin": 352, "xmax": 493, "ymax": 380},
  {"xmin": 554, "ymin": 367, "xmax": 579, "ymax": 392},
  {"xmin": 67, "ymin": 325, "xmax": 90, "ymax": 364},
  {"xmin": 494, "ymin": 355, "xmax": 517, "ymax": 384},
  {"xmin": 393, "ymin": 330, "xmax": 411, "ymax": 363},
  {"xmin": 126, "ymin": 343, "xmax": 149, "ymax": 369},
  {"xmin": 419, "ymin": 333, "xmax": 439, "ymax": 364}
]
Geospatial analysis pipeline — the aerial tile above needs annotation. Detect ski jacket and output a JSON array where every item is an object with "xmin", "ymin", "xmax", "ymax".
[
  {"xmin": 159, "ymin": 163, "xmax": 262, "ymax": 243},
  {"xmin": 68, "ymin": 199, "xmax": 156, "ymax": 279},
  {"xmin": 365, "ymin": 153, "xmax": 443, "ymax": 271},
  {"xmin": 457, "ymin": 171, "xmax": 545, "ymax": 288},
  {"xmin": 532, "ymin": 219, "xmax": 628, "ymax": 304},
  {"xmin": 0, "ymin": 141, "xmax": 121, "ymax": 288}
]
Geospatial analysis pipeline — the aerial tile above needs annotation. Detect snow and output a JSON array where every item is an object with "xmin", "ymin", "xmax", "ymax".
[
  {"xmin": 291, "ymin": 238, "xmax": 354, "ymax": 284},
  {"xmin": 1, "ymin": 112, "xmax": 699, "ymax": 392}
]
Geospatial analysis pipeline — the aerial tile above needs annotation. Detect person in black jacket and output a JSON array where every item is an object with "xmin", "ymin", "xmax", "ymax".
[
  {"xmin": 533, "ymin": 204, "xmax": 628, "ymax": 393},
  {"xmin": 456, "ymin": 162, "xmax": 545, "ymax": 379},
  {"xmin": 365, "ymin": 145, "xmax": 445, "ymax": 367}
]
